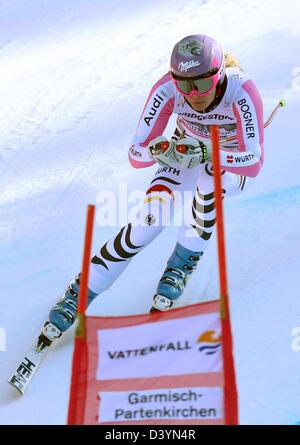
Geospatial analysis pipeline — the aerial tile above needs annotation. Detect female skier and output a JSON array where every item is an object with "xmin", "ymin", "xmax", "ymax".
[{"xmin": 41, "ymin": 34, "xmax": 264, "ymax": 344}]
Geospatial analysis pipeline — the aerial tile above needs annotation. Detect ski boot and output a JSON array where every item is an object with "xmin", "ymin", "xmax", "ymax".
[
  {"xmin": 41, "ymin": 274, "xmax": 98, "ymax": 343},
  {"xmin": 150, "ymin": 242, "xmax": 203, "ymax": 312},
  {"xmin": 37, "ymin": 321, "xmax": 62, "ymax": 350}
]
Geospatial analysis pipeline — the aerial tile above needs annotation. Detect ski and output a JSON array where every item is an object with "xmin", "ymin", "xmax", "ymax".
[
  {"xmin": 8, "ymin": 342, "xmax": 50, "ymax": 394},
  {"xmin": 8, "ymin": 323, "xmax": 61, "ymax": 395}
]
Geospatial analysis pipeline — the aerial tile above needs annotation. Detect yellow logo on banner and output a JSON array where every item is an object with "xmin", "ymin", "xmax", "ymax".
[{"xmin": 197, "ymin": 331, "xmax": 222, "ymax": 355}]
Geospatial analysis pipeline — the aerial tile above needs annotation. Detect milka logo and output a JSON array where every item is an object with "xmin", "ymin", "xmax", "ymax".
[{"xmin": 178, "ymin": 60, "xmax": 200, "ymax": 72}]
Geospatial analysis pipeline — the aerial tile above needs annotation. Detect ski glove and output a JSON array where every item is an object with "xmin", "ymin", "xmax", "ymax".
[
  {"xmin": 175, "ymin": 137, "xmax": 212, "ymax": 169},
  {"xmin": 147, "ymin": 136, "xmax": 177, "ymax": 167}
]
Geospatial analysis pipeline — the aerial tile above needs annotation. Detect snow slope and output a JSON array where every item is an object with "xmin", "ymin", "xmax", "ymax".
[{"xmin": 0, "ymin": 0, "xmax": 299, "ymax": 425}]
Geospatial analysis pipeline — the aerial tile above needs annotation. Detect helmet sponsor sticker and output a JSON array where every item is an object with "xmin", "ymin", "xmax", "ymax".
[
  {"xmin": 178, "ymin": 38, "xmax": 204, "ymax": 56},
  {"xmin": 178, "ymin": 60, "xmax": 201, "ymax": 72}
]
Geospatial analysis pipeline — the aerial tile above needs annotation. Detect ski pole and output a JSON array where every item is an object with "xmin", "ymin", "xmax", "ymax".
[
  {"xmin": 223, "ymin": 99, "xmax": 286, "ymax": 143},
  {"xmin": 264, "ymin": 99, "xmax": 286, "ymax": 127}
]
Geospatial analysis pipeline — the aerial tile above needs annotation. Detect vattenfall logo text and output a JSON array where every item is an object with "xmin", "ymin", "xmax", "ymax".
[{"xmin": 107, "ymin": 331, "xmax": 222, "ymax": 359}]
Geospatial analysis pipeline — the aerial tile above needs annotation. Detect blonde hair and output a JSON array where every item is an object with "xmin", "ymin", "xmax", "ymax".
[{"xmin": 224, "ymin": 53, "xmax": 243, "ymax": 70}]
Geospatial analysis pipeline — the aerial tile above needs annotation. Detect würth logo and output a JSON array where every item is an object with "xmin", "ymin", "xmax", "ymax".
[{"xmin": 227, "ymin": 155, "xmax": 234, "ymax": 164}]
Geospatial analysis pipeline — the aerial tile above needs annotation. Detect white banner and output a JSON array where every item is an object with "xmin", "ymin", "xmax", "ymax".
[
  {"xmin": 98, "ymin": 387, "xmax": 223, "ymax": 423},
  {"xmin": 96, "ymin": 313, "xmax": 222, "ymax": 380}
]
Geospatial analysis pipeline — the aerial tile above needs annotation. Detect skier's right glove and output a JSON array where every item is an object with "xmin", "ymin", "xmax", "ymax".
[
  {"xmin": 147, "ymin": 136, "xmax": 177, "ymax": 167},
  {"xmin": 175, "ymin": 137, "xmax": 211, "ymax": 169}
]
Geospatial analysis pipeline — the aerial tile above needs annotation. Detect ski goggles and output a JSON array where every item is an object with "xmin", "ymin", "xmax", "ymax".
[{"xmin": 171, "ymin": 61, "xmax": 224, "ymax": 97}]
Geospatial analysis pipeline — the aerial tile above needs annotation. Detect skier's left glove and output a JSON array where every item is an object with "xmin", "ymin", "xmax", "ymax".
[
  {"xmin": 175, "ymin": 137, "xmax": 212, "ymax": 169},
  {"xmin": 147, "ymin": 136, "xmax": 177, "ymax": 167}
]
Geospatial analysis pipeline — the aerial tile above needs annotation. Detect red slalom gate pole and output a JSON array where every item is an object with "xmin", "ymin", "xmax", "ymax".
[
  {"xmin": 77, "ymin": 205, "xmax": 96, "ymax": 317},
  {"xmin": 210, "ymin": 126, "xmax": 239, "ymax": 425},
  {"xmin": 67, "ymin": 205, "xmax": 95, "ymax": 425}
]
